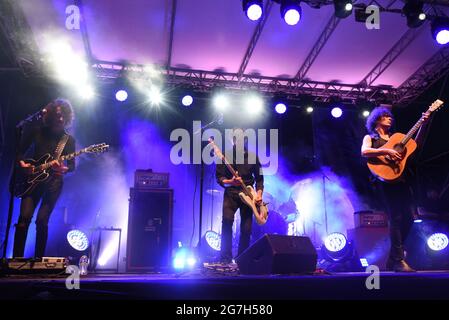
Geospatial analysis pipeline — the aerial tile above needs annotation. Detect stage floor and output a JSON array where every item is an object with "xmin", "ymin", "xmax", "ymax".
[{"xmin": 1, "ymin": 270, "xmax": 449, "ymax": 300}]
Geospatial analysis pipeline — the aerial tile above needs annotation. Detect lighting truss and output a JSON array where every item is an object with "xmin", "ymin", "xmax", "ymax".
[{"xmin": 92, "ymin": 60, "xmax": 397, "ymax": 103}]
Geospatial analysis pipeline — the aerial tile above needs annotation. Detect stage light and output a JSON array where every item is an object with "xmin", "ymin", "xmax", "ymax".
[
  {"xmin": 213, "ymin": 94, "xmax": 230, "ymax": 111},
  {"xmin": 334, "ymin": 0, "xmax": 353, "ymax": 19},
  {"xmin": 280, "ymin": 0, "xmax": 302, "ymax": 26},
  {"xmin": 414, "ymin": 219, "xmax": 423, "ymax": 223},
  {"xmin": 79, "ymin": 85, "xmax": 95, "ymax": 100},
  {"xmin": 403, "ymin": 0, "xmax": 426, "ymax": 28},
  {"xmin": 242, "ymin": 0, "xmax": 263, "ymax": 21},
  {"xmin": 306, "ymin": 106, "xmax": 314, "ymax": 113},
  {"xmin": 67, "ymin": 230, "xmax": 89, "ymax": 251},
  {"xmin": 148, "ymin": 87, "xmax": 163, "ymax": 105},
  {"xmin": 331, "ymin": 107, "xmax": 343, "ymax": 118},
  {"xmin": 324, "ymin": 232, "xmax": 347, "ymax": 253},
  {"xmin": 199, "ymin": 230, "xmax": 222, "ymax": 262},
  {"xmin": 362, "ymin": 110, "xmax": 370, "ymax": 117},
  {"xmin": 359, "ymin": 258, "xmax": 369, "ymax": 267},
  {"xmin": 115, "ymin": 90, "xmax": 128, "ymax": 102},
  {"xmin": 204, "ymin": 230, "xmax": 221, "ymax": 251},
  {"xmin": 182, "ymin": 95, "xmax": 193, "ymax": 107},
  {"xmin": 244, "ymin": 95, "xmax": 264, "ymax": 114},
  {"xmin": 173, "ymin": 247, "xmax": 197, "ymax": 270},
  {"xmin": 431, "ymin": 18, "xmax": 449, "ymax": 45},
  {"xmin": 275, "ymin": 103, "xmax": 287, "ymax": 114},
  {"xmin": 427, "ymin": 233, "xmax": 449, "ymax": 251}
]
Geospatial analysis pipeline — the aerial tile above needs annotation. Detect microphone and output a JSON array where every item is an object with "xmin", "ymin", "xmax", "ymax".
[
  {"xmin": 27, "ymin": 108, "xmax": 47, "ymax": 121},
  {"xmin": 17, "ymin": 108, "xmax": 47, "ymax": 128}
]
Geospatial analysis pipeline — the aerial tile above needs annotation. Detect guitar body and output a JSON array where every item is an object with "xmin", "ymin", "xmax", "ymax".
[
  {"xmin": 239, "ymin": 185, "xmax": 269, "ymax": 225},
  {"xmin": 367, "ymin": 133, "xmax": 417, "ymax": 183},
  {"xmin": 14, "ymin": 154, "xmax": 52, "ymax": 198}
]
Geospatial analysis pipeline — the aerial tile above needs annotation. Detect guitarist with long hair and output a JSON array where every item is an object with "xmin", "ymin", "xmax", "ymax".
[
  {"xmin": 361, "ymin": 106, "xmax": 430, "ymax": 272},
  {"xmin": 215, "ymin": 129, "xmax": 264, "ymax": 264},
  {"xmin": 13, "ymin": 98, "xmax": 76, "ymax": 258}
]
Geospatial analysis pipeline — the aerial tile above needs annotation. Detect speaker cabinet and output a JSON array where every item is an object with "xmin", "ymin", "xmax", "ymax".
[
  {"xmin": 347, "ymin": 227, "xmax": 390, "ymax": 270},
  {"xmin": 126, "ymin": 188, "xmax": 173, "ymax": 272},
  {"xmin": 236, "ymin": 234, "xmax": 317, "ymax": 275}
]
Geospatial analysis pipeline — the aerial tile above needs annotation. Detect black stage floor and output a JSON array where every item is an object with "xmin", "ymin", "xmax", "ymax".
[{"xmin": 1, "ymin": 270, "xmax": 449, "ymax": 300}]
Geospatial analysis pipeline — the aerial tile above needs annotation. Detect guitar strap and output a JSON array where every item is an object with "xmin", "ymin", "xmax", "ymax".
[{"xmin": 54, "ymin": 134, "xmax": 69, "ymax": 160}]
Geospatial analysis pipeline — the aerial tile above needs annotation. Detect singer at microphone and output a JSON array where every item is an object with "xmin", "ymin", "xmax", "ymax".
[{"xmin": 13, "ymin": 98, "xmax": 76, "ymax": 258}]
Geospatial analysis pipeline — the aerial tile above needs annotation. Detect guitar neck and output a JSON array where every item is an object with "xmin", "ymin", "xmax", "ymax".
[
  {"xmin": 39, "ymin": 150, "xmax": 86, "ymax": 171},
  {"xmin": 401, "ymin": 114, "xmax": 427, "ymax": 145},
  {"xmin": 218, "ymin": 151, "xmax": 251, "ymax": 197}
]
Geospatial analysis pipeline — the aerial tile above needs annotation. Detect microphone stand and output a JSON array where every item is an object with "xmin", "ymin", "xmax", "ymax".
[
  {"xmin": 194, "ymin": 113, "xmax": 223, "ymax": 249},
  {"xmin": 1, "ymin": 110, "xmax": 45, "ymax": 261}
]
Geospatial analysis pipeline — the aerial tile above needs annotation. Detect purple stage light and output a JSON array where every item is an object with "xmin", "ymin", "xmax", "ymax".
[
  {"xmin": 281, "ymin": 1, "xmax": 302, "ymax": 26},
  {"xmin": 182, "ymin": 95, "xmax": 193, "ymax": 107},
  {"xmin": 427, "ymin": 233, "xmax": 449, "ymax": 251},
  {"xmin": 275, "ymin": 103, "xmax": 287, "ymax": 114},
  {"xmin": 115, "ymin": 90, "xmax": 128, "ymax": 102},
  {"xmin": 432, "ymin": 18, "xmax": 449, "ymax": 45},
  {"xmin": 331, "ymin": 107, "xmax": 343, "ymax": 118},
  {"xmin": 243, "ymin": 0, "xmax": 263, "ymax": 21}
]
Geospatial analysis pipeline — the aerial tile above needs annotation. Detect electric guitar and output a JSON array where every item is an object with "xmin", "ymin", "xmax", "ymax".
[
  {"xmin": 208, "ymin": 138, "xmax": 268, "ymax": 225},
  {"xmin": 367, "ymin": 99, "xmax": 444, "ymax": 182},
  {"xmin": 13, "ymin": 143, "xmax": 109, "ymax": 197}
]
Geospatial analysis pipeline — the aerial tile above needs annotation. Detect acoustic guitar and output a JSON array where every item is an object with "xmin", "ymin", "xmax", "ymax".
[{"xmin": 367, "ymin": 99, "xmax": 444, "ymax": 182}]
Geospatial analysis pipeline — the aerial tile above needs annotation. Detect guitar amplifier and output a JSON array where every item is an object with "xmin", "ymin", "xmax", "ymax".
[
  {"xmin": 134, "ymin": 170, "xmax": 169, "ymax": 189},
  {"xmin": 354, "ymin": 210, "xmax": 388, "ymax": 228},
  {"xmin": 126, "ymin": 188, "xmax": 173, "ymax": 271},
  {"xmin": 3, "ymin": 257, "xmax": 68, "ymax": 274}
]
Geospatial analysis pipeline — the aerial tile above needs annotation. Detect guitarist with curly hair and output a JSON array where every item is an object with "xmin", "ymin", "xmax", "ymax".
[
  {"xmin": 361, "ymin": 106, "xmax": 432, "ymax": 272},
  {"xmin": 13, "ymin": 98, "xmax": 76, "ymax": 258}
]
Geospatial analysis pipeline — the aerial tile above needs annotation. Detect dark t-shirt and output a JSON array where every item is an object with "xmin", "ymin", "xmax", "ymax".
[
  {"xmin": 215, "ymin": 147, "xmax": 264, "ymax": 193},
  {"xmin": 19, "ymin": 125, "xmax": 76, "ymax": 172}
]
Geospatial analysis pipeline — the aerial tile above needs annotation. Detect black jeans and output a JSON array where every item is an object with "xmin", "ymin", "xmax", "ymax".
[
  {"xmin": 377, "ymin": 180, "xmax": 415, "ymax": 262},
  {"xmin": 13, "ymin": 177, "xmax": 63, "ymax": 258},
  {"xmin": 220, "ymin": 190, "xmax": 253, "ymax": 262}
]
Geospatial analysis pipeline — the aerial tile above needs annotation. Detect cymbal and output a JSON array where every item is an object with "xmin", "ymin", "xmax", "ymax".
[{"xmin": 206, "ymin": 189, "xmax": 222, "ymax": 196}]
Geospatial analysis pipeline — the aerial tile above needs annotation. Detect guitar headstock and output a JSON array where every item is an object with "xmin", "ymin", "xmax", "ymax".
[
  {"xmin": 428, "ymin": 99, "xmax": 444, "ymax": 113},
  {"xmin": 84, "ymin": 143, "xmax": 110, "ymax": 154}
]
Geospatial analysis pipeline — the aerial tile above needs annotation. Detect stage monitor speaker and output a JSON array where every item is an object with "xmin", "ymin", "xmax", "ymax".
[
  {"xmin": 126, "ymin": 188, "xmax": 173, "ymax": 272},
  {"xmin": 347, "ymin": 227, "xmax": 390, "ymax": 270},
  {"xmin": 236, "ymin": 234, "xmax": 317, "ymax": 275}
]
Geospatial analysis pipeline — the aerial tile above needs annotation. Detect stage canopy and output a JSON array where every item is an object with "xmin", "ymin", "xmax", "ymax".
[{"xmin": 3, "ymin": 0, "xmax": 449, "ymax": 105}]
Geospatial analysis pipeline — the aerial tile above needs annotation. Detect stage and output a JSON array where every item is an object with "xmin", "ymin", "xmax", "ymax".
[{"xmin": 1, "ymin": 270, "xmax": 449, "ymax": 300}]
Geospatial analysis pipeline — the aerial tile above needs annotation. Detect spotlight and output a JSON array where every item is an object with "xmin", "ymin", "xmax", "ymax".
[
  {"xmin": 213, "ymin": 94, "xmax": 230, "ymax": 111},
  {"xmin": 244, "ymin": 95, "xmax": 264, "ymax": 114},
  {"xmin": 115, "ymin": 89, "xmax": 128, "ymax": 102},
  {"xmin": 275, "ymin": 103, "xmax": 287, "ymax": 114},
  {"xmin": 362, "ymin": 110, "xmax": 370, "ymax": 117},
  {"xmin": 334, "ymin": 0, "xmax": 353, "ymax": 19},
  {"xmin": 306, "ymin": 106, "xmax": 314, "ymax": 113},
  {"xmin": 403, "ymin": 0, "xmax": 426, "ymax": 28},
  {"xmin": 67, "ymin": 229, "xmax": 90, "ymax": 251},
  {"xmin": 173, "ymin": 247, "xmax": 197, "ymax": 270},
  {"xmin": 280, "ymin": 0, "xmax": 302, "ymax": 26},
  {"xmin": 427, "ymin": 233, "xmax": 449, "ymax": 251},
  {"xmin": 148, "ymin": 87, "xmax": 163, "ymax": 105},
  {"xmin": 324, "ymin": 232, "xmax": 347, "ymax": 253},
  {"xmin": 199, "ymin": 230, "xmax": 222, "ymax": 262},
  {"xmin": 182, "ymin": 95, "xmax": 193, "ymax": 107},
  {"xmin": 79, "ymin": 85, "xmax": 95, "ymax": 100},
  {"xmin": 431, "ymin": 18, "xmax": 449, "ymax": 45},
  {"xmin": 331, "ymin": 106, "xmax": 343, "ymax": 118},
  {"xmin": 242, "ymin": 0, "xmax": 263, "ymax": 21}
]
